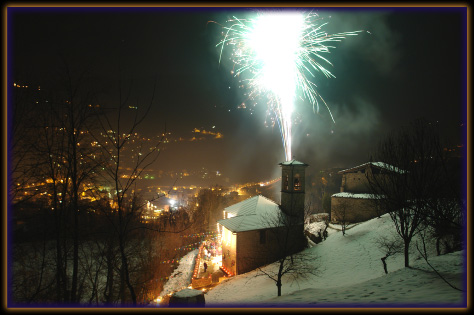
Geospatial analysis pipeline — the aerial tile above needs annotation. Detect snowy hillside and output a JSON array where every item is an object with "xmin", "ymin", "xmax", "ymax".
[{"xmin": 204, "ymin": 214, "xmax": 466, "ymax": 307}]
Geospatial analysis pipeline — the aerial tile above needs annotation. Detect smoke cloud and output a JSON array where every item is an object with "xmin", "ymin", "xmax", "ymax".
[{"xmin": 322, "ymin": 10, "xmax": 402, "ymax": 76}]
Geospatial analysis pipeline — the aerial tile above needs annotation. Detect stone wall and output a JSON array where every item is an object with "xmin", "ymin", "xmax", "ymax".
[
  {"xmin": 340, "ymin": 165, "xmax": 390, "ymax": 194},
  {"xmin": 235, "ymin": 225, "xmax": 305, "ymax": 275},
  {"xmin": 331, "ymin": 196, "xmax": 381, "ymax": 223},
  {"xmin": 341, "ymin": 172, "xmax": 371, "ymax": 193}
]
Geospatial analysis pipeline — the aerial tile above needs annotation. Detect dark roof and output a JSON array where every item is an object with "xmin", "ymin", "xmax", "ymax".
[
  {"xmin": 332, "ymin": 192, "xmax": 383, "ymax": 199},
  {"xmin": 279, "ymin": 159, "xmax": 309, "ymax": 167},
  {"xmin": 338, "ymin": 162, "xmax": 405, "ymax": 174}
]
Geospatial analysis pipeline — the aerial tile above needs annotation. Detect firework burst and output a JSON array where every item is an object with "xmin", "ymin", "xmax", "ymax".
[{"xmin": 215, "ymin": 10, "xmax": 362, "ymax": 161}]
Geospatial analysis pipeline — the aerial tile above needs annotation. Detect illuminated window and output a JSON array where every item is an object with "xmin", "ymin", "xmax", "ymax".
[{"xmin": 294, "ymin": 177, "xmax": 301, "ymax": 191}]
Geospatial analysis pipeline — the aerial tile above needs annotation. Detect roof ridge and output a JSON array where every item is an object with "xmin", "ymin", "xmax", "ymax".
[
  {"xmin": 338, "ymin": 161, "xmax": 404, "ymax": 174},
  {"xmin": 234, "ymin": 215, "xmax": 244, "ymax": 231},
  {"xmin": 256, "ymin": 194, "xmax": 277, "ymax": 204}
]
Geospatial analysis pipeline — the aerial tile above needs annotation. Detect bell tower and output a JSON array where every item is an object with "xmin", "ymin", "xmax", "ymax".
[{"xmin": 279, "ymin": 160, "xmax": 308, "ymax": 222}]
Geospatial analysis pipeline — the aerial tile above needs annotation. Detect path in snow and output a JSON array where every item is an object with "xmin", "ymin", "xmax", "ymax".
[{"xmin": 159, "ymin": 249, "xmax": 198, "ymax": 299}]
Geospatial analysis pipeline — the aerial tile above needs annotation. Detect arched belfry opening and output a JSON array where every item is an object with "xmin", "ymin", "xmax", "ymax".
[
  {"xmin": 279, "ymin": 160, "xmax": 308, "ymax": 220},
  {"xmin": 293, "ymin": 176, "xmax": 301, "ymax": 191},
  {"xmin": 284, "ymin": 174, "xmax": 289, "ymax": 191}
]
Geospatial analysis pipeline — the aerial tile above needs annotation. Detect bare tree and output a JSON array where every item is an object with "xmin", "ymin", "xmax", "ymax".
[
  {"xmin": 321, "ymin": 193, "xmax": 331, "ymax": 215},
  {"xmin": 79, "ymin": 239, "xmax": 107, "ymax": 305},
  {"xmin": 415, "ymin": 229, "xmax": 463, "ymax": 292},
  {"xmin": 332, "ymin": 198, "xmax": 351, "ymax": 236},
  {"xmin": 375, "ymin": 234, "xmax": 403, "ymax": 274},
  {"xmin": 9, "ymin": 83, "xmax": 44, "ymax": 205},
  {"xmin": 10, "ymin": 86, "xmax": 61, "ymax": 304},
  {"xmin": 250, "ymin": 206, "xmax": 316, "ymax": 297},
  {"xmin": 309, "ymin": 170, "xmax": 341, "ymax": 215},
  {"xmin": 34, "ymin": 97, "xmax": 71, "ymax": 303},
  {"xmin": 11, "ymin": 67, "xmax": 102, "ymax": 304},
  {"xmin": 11, "ymin": 64, "xmax": 197, "ymax": 306},
  {"xmin": 89, "ymin": 75, "xmax": 165, "ymax": 305},
  {"xmin": 194, "ymin": 187, "xmax": 222, "ymax": 234},
  {"xmin": 11, "ymin": 205, "xmax": 56, "ymax": 304},
  {"xmin": 367, "ymin": 118, "xmax": 464, "ymax": 267},
  {"xmin": 423, "ymin": 176, "xmax": 464, "ymax": 256},
  {"xmin": 426, "ymin": 199, "xmax": 463, "ymax": 255},
  {"xmin": 51, "ymin": 66, "xmax": 100, "ymax": 303}
]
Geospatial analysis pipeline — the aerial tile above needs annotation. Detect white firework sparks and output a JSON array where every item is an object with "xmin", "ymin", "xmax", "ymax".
[{"xmin": 216, "ymin": 10, "xmax": 362, "ymax": 161}]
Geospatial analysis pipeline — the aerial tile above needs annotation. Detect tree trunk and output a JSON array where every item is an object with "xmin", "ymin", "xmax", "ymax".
[
  {"xmin": 120, "ymin": 244, "xmax": 137, "ymax": 305},
  {"xmin": 63, "ymin": 232, "xmax": 69, "ymax": 302},
  {"xmin": 381, "ymin": 257, "xmax": 388, "ymax": 274},
  {"xmin": 55, "ymin": 232, "xmax": 62, "ymax": 301},
  {"xmin": 104, "ymin": 245, "xmax": 114, "ymax": 304},
  {"xmin": 404, "ymin": 241, "xmax": 410, "ymax": 267},
  {"xmin": 70, "ymin": 115, "xmax": 80, "ymax": 303},
  {"xmin": 120, "ymin": 264, "xmax": 125, "ymax": 305},
  {"xmin": 71, "ymin": 195, "xmax": 79, "ymax": 302},
  {"xmin": 118, "ymin": 224, "xmax": 137, "ymax": 305},
  {"xmin": 54, "ymin": 195, "xmax": 63, "ymax": 302}
]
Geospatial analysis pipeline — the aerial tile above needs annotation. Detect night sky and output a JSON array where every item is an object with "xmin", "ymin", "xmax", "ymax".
[{"xmin": 8, "ymin": 6, "xmax": 467, "ymax": 184}]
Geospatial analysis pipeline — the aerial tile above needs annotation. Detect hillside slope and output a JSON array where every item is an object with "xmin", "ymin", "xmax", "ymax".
[{"xmin": 205, "ymin": 214, "xmax": 466, "ymax": 307}]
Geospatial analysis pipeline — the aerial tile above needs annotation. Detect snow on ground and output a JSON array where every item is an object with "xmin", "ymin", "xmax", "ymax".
[
  {"xmin": 159, "ymin": 249, "xmax": 198, "ymax": 298},
  {"xmin": 305, "ymin": 220, "xmax": 348, "ymax": 237},
  {"xmin": 204, "ymin": 214, "xmax": 466, "ymax": 308},
  {"xmin": 260, "ymin": 252, "xmax": 464, "ymax": 307}
]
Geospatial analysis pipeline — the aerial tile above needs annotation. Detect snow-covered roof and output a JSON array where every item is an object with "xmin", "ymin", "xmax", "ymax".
[
  {"xmin": 338, "ymin": 162, "xmax": 405, "ymax": 174},
  {"xmin": 279, "ymin": 159, "xmax": 309, "ymax": 166},
  {"xmin": 173, "ymin": 288, "xmax": 204, "ymax": 298},
  {"xmin": 217, "ymin": 195, "xmax": 286, "ymax": 233},
  {"xmin": 332, "ymin": 192, "xmax": 383, "ymax": 199}
]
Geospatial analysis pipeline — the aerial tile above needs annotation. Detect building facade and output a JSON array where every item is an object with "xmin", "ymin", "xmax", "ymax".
[
  {"xmin": 331, "ymin": 162, "xmax": 402, "ymax": 223},
  {"xmin": 217, "ymin": 160, "xmax": 308, "ymax": 275}
]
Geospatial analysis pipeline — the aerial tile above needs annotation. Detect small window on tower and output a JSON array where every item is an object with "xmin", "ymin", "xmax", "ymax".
[
  {"xmin": 294, "ymin": 177, "xmax": 301, "ymax": 190},
  {"xmin": 284, "ymin": 175, "xmax": 289, "ymax": 190}
]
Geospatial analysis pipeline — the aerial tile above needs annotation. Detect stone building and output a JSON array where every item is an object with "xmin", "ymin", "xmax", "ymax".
[
  {"xmin": 331, "ymin": 162, "xmax": 403, "ymax": 223},
  {"xmin": 217, "ymin": 160, "xmax": 308, "ymax": 275}
]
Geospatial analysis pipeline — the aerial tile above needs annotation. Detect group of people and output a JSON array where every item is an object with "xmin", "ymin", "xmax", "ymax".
[
  {"xmin": 312, "ymin": 228, "xmax": 328, "ymax": 244},
  {"xmin": 203, "ymin": 241, "xmax": 220, "ymax": 259},
  {"xmin": 202, "ymin": 241, "xmax": 221, "ymax": 274},
  {"xmin": 318, "ymin": 228, "xmax": 328, "ymax": 240}
]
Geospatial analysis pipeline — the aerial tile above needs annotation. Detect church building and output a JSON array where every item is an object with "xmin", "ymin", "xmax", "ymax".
[
  {"xmin": 217, "ymin": 160, "xmax": 308, "ymax": 275},
  {"xmin": 331, "ymin": 161, "xmax": 403, "ymax": 223}
]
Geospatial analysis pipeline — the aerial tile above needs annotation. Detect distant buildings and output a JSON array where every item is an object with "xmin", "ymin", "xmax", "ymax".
[{"xmin": 331, "ymin": 162, "xmax": 401, "ymax": 223}]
